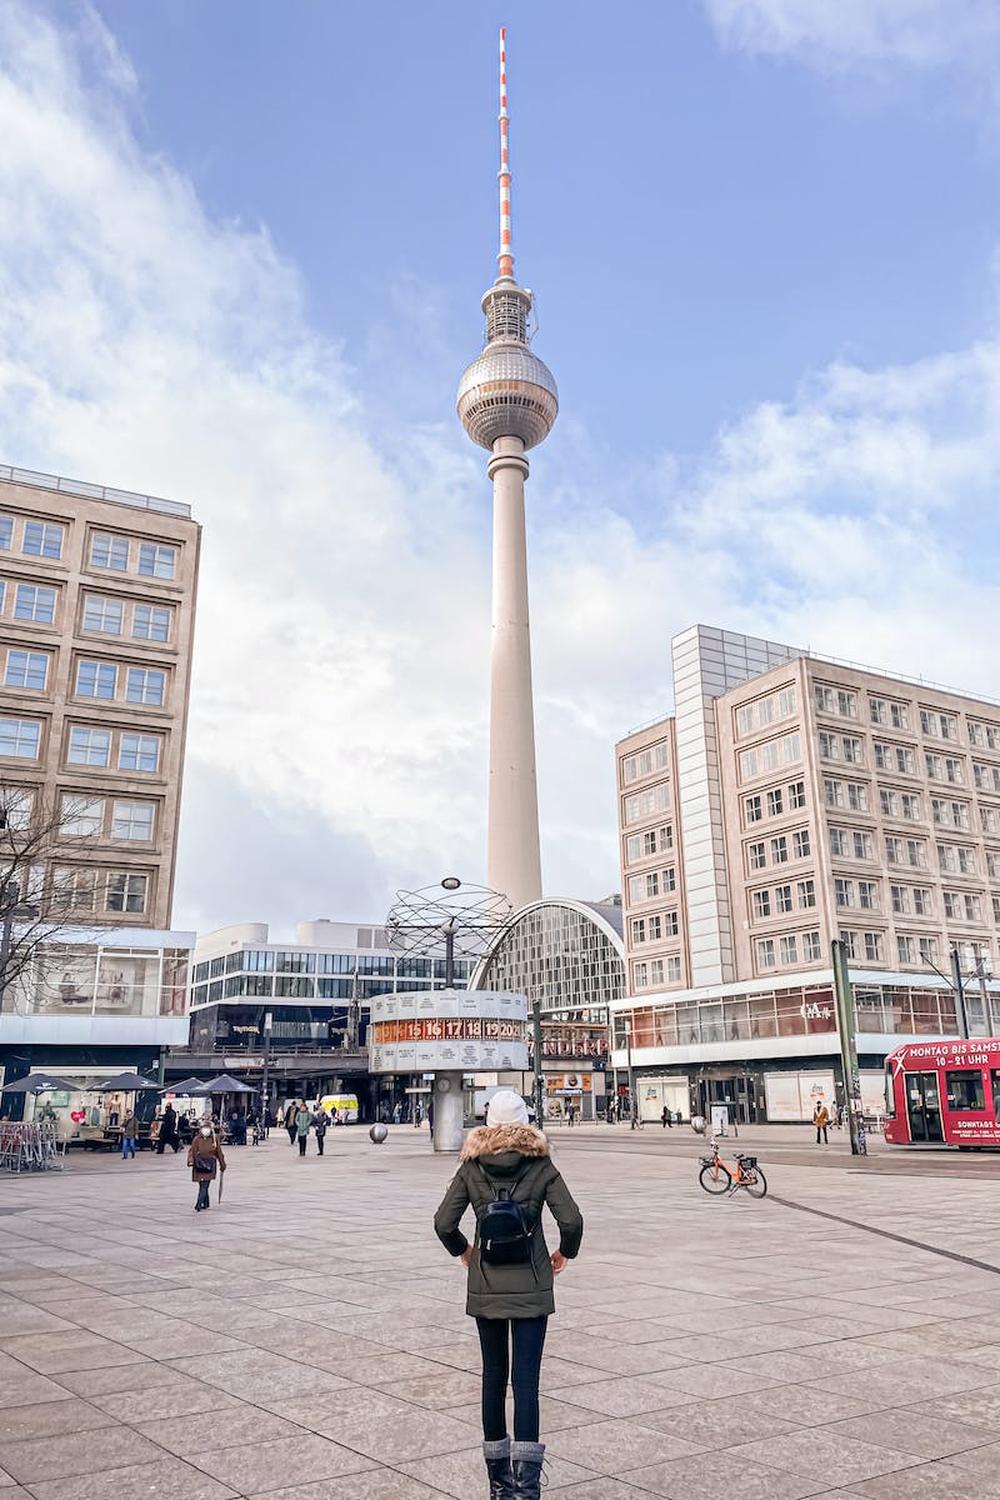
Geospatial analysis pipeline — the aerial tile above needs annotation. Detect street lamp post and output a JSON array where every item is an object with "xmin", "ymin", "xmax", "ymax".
[
  {"xmin": 260, "ymin": 1010, "xmax": 273, "ymax": 1136},
  {"xmin": 0, "ymin": 881, "xmax": 40, "ymax": 1014},
  {"xmin": 922, "ymin": 946, "xmax": 970, "ymax": 1039},
  {"xmin": 831, "ymin": 938, "xmax": 866, "ymax": 1156},
  {"xmin": 626, "ymin": 1015, "xmax": 637, "ymax": 1130}
]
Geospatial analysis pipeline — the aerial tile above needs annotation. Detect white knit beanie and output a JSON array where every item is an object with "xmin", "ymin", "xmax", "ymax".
[{"xmin": 486, "ymin": 1088, "xmax": 529, "ymax": 1127}]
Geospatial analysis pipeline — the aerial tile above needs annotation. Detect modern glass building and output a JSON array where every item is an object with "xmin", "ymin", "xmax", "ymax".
[{"xmin": 471, "ymin": 898, "xmax": 624, "ymax": 1119}]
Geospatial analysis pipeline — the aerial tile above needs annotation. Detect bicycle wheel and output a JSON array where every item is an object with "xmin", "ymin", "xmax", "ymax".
[
  {"xmin": 741, "ymin": 1166, "xmax": 768, "ymax": 1199},
  {"xmin": 699, "ymin": 1162, "xmax": 732, "ymax": 1195}
]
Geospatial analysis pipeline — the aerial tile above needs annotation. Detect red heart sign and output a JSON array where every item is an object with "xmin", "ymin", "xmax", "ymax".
[{"xmin": 70, "ymin": 1110, "xmax": 86, "ymax": 1123}]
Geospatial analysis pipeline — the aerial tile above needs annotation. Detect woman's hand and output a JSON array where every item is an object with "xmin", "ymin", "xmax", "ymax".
[
  {"xmin": 551, "ymin": 1251, "xmax": 567, "ymax": 1276},
  {"xmin": 459, "ymin": 1247, "xmax": 473, "ymax": 1267}
]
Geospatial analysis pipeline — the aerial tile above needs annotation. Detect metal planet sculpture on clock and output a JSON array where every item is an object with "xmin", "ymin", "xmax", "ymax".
[{"xmin": 375, "ymin": 879, "xmax": 528, "ymax": 1152}]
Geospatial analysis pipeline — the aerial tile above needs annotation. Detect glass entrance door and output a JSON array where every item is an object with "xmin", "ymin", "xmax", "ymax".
[{"xmin": 906, "ymin": 1070, "xmax": 943, "ymax": 1142}]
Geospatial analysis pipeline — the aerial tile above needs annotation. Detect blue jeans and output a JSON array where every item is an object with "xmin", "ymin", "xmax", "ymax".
[
  {"xmin": 121, "ymin": 1137, "xmax": 136, "ymax": 1158},
  {"xmin": 476, "ymin": 1315, "xmax": 548, "ymax": 1441}
]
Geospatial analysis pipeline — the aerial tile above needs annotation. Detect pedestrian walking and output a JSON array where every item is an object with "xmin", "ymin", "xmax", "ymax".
[
  {"xmin": 188, "ymin": 1123, "xmax": 225, "ymax": 1211},
  {"xmin": 566, "ymin": 1101, "xmax": 576, "ymax": 1128},
  {"xmin": 285, "ymin": 1102, "xmax": 299, "ymax": 1147},
  {"xmin": 312, "ymin": 1107, "xmax": 329, "ymax": 1156},
  {"xmin": 661, "ymin": 1106, "xmax": 672, "ymax": 1129},
  {"xmin": 414, "ymin": 1102, "xmax": 423, "ymax": 1128},
  {"xmin": 120, "ymin": 1110, "xmax": 138, "ymax": 1159},
  {"xmin": 813, "ymin": 1100, "xmax": 830, "ymax": 1144},
  {"xmin": 156, "ymin": 1102, "xmax": 180, "ymax": 1155},
  {"xmin": 434, "ymin": 1087, "xmax": 583, "ymax": 1500},
  {"xmin": 296, "ymin": 1101, "xmax": 312, "ymax": 1157}
]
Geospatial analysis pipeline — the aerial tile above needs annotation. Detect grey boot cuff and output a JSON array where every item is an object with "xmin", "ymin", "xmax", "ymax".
[
  {"xmin": 511, "ymin": 1440, "xmax": 545, "ymax": 1462},
  {"xmin": 483, "ymin": 1437, "xmax": 511, "ymax": 1459}
]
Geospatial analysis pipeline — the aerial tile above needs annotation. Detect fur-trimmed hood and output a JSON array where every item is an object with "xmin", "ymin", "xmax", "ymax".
[{"xmin": 461, "ymin": 1123, "xmax": 549, "ymax": 1161}]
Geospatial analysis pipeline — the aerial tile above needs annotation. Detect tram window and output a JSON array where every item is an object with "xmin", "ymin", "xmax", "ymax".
[
  {"xmin": 945, "ymin": 1070, "xmax": 986, "ymax": 1111},
  {"xmin": 884, "ymin": 1063, "xmax": 894, "ymax": 1117}
]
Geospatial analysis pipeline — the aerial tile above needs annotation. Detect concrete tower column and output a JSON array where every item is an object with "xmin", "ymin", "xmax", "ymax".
[{"xmin": 487, "ymin": 436, "xmax": 542, "ymax": 909}]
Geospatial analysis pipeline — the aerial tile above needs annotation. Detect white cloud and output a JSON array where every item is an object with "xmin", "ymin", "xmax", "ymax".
[
  {"xmin": 1, "ymin": 4, "xmax": 1000, "ymax": 935},
  {"xmin": 703, "ymin": 0, "xmax": 1000, "ymax": 73}
]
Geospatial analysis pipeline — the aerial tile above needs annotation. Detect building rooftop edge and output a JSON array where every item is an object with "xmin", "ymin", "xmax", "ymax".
[
  {"xmin": 0, "ymin": 463, "xmax": 193, "ymax": 521},
  {"xmin": 621, "ymin": 638, "xmax": 1000, "ymax": 740}
]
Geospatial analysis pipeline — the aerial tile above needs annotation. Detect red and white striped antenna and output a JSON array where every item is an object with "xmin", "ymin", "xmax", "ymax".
[{"xmin": 498, "ymin": 26, "xmax": 514, "ymax": 280}]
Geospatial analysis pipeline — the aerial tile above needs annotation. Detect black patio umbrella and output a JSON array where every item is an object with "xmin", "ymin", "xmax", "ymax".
[
  {"xmin": 1, "ymin": 1073, "xmax": 77, "ymax": 1095},
  {"xmin": 160, "ymin": 1076, "xmax": 205, "ymax": 1095},
  {"xmin": 193, "ymin": 1074, "xmax": 254, "ymax": 1095},
  {"xmin": 94, "ymin": 1072, "xmax": 159, "ymax": 1093}
]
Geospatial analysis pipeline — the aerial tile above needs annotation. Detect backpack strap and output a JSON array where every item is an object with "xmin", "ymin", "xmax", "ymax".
[{"xmin": 476, "ymin": 1158, "xmax": 533, "ymax": 1203}]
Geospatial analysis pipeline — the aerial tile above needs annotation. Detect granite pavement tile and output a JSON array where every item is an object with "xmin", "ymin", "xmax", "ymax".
[
  {"xmin": 545, "ymin": 1417, "xmax": 706, "ymax": 1472},
  {"xmin": 0, "ymin": 1425, "xmax": 167, "ymax": 1484},
  {"xmin": 26, "ymin": 1455, "xmax": 239, "ymax": 1500},
  {"xmin": 250, "ymin": 1476, "xmax": 445, "ymax": 1500},
  {"xmin": 728, "ymin": 1428, "xmax": 922, "ymax": 1486},
  {"xmin": 305, "ymin": 1403, "xmax": 484, "ymax": 1462},
  {"xmin": 848, "ymin": 1460, "xmax": 1000, "ymax": 1498},
  {"xmin": 375, "ymin": 1368, "xmax": 482, "ymax": 1409},
  {"xmin": 189, "ymin": 1432, "xmax": 378, "ymax": 1493},
  {"xmin": 0, "ymin": 1399, "xmax": 113, "ymax": 1443},
  {"xmin": 824, "ymin": 1407, "xmax": 999, "ymax": 1459},
  {"xmin": 0, "ymin": 1330, "xmax": 148, "ymax": 1375},
  {"xmin": 547, "ymin": 1375, "xmax": 703, "ymax": 1418},
  {"xmin": 136, "ymin": 1404, "xmax": 303, "ymax": 1456},
  {"xmin": 622, "ymin": 1449, "xmax": 832, "ymax": 1499}
]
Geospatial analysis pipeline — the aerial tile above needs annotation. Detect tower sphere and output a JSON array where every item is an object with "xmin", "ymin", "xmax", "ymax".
[{"xmin": 457, "ymin": 338, "xmax": 559, "ymax": 452}]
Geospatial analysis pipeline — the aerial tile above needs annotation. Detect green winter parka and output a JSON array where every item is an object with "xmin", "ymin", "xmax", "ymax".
[{"xmin": 433, "ymin": 1122, "xmax": 583, "ymax": 1319}]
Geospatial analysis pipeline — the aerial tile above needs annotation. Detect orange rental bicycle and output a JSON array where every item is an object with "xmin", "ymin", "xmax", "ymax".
[{"xmin": 698, "ymin": 1138, "xmax": 767, "ymax": 1198}]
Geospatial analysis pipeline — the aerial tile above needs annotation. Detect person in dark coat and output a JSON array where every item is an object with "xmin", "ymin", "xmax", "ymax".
[
  {"xmin": 284, "ymin": 1102, "xmax": 299, "ymax": 1146},
  {"xmin": 187, "ymin": 1124, "xmax": 225, "ymax": 1211},
  {"xmin": 661, "ymin": 1105, "xmax": 672, "ymax": 1129},
  {"xmin": 434, "ymin": 1088, "xmax": 583, "ymax": 1500},
  {"xmin": 312, "ymin": 1107, "xmax": 329, "ymax": 1156},
  {"xmin": 156, "ymin": 1102, "xmax": 180, "ymax": 1154}
]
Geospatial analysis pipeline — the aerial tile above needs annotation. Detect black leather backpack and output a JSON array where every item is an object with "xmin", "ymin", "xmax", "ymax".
[{"xmin": 476, "ymin": 1162, "xmax": 535, "ymax": 1265}]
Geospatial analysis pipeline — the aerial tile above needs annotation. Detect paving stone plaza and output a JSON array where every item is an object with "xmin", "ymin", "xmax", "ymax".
[{"xmin": 1, "ymin": 1126, "xmax": 1000, "ymax": 1499}]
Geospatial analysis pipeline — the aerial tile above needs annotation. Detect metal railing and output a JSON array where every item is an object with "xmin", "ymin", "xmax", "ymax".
[{"xmin": 0, "ymin": 464, "xmax": 191, "ymax": 519}]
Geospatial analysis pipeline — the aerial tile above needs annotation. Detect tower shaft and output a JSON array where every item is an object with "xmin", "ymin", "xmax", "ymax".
[{"xmin": 487, "ymin": 436, "xmax": 542, "ymax": 909}]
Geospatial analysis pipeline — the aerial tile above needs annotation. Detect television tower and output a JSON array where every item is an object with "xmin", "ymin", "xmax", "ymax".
[{"xmin": 457, "ymin": 28, "xmax": 558, "ymax": 911}]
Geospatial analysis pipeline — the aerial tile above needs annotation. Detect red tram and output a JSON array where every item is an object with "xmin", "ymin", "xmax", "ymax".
[{"xmin": 884, "ymin": 1037, "xmax": 1000, "ymax": 1147}]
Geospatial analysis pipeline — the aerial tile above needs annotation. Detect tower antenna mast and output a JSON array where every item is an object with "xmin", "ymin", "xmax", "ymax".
[{"xmin": 498, "ymin": 26, "xmax": 513, "ymax": 281}]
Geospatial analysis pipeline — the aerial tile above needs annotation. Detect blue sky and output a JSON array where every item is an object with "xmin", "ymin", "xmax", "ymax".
[{"xmin": 3, "ymin": 1, "xmax": 1000, "ymax": 933}]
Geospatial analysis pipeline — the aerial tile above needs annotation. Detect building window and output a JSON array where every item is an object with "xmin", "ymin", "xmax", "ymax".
[
  {"xmin": 779, "ymin": 934, "xmax": 798, "ymax": 964},
  {"xmin": 106, "ymin": 871, "xmax": 148, "ymax": 913},
  {"xmin": 770, "ymin": 835, "xmax": 788, "ymax": 864},
  {"xmin": 938, "ymin": 843, "xmax": 977, "ymax": 876},
  {"xmin": 631, "ymin": 918, "xmax": 647, "ymax": 944},
  {"xmin": 623, "ymin": 783, "xmax": 670, "ymax": 824},
  {"xmin": 858, "ymin": 880, "xmax": 878, "ymax": 910},
  {"xmin": 839, "ymin": 930, "xmax": 858, "ymax": 959},
  {"xmin": 118, "ymin": 733, "xmax": 161, "ymax": 773},
  {"xmin": 21, "ymin": 520, "xmax": 63, "ymax": 560},
  {"xmin": 921, "ymin": 709, "xmax": 958, "ymax": 741},
  {"xmin": 663, "ymin": 910, "xmax": 679, "ymax": 937},
  {"xmin": 788, "ymin": 780, "xmax": 806, "ymax": 810},
  {"xmin": 819, "ymin": 731, "xmax": 839, "ymax": 760},
  {"xmin": 82, "ymin": 594, "xmax": 123, "ymax": 635},
  {"xmin": 138, "ymin": 542, "xmax": 177, "ymax": 580},
  {"xmin": 766, "ymin": 788, "xmax": 784, "ymax": 817},
  {"xmin": 842, "ymin": 737, "xmax": 863, "ymax": 765},
  {"xmin": 111, "ymin": 800, "xmax": 155, "ymax": 841},
  {"xmin": 897, "ymin": 935, "xmax": 915, "ymax": 964},
  {"xmin": 775, "ymin": 883, "xmax": 793, "ymax": 914},
  {"xmin": 67, "ymin": 726, "xmax": 111, "ymax": 767},
  {"xmin": 815, "ymin": 684, "xmax": 856, "ymax": 717},
  {"xmin": 735, "ymin": 686, "xmax": 796, "ymax": 736},
  {"xmin": 802, "ymin": 930, "xmax": 822, "ymax": 962},
  {"xmin": 125, "ymin": 667, "xmax": 165, "ymax": 707},
  {"xmin": 797, "ymin": 879, "xmax": 816, "ymax": 908},
  {"xmin": 983, "ymin": 807, "xmax": 1000, "ymax": 836},
  {"xmin": 913, "ymin": 887, "xmax": 932, "ymax": 916},
  {"xmin": 792, "ymin": 829, "xmax": 811, "ymax": 859},
  {"xmin": 76, "ymin": 660, "xmax": 117, "ymax": 699},
  {"xmin": 622, "ymin": 742, "xmax": 669, "ymax": 782},
  {"xmin": 870, "ymin": 697, "xmax": 909, "ymax": 730},
  {"xmin": 91, "ymin": 532, "xmax": 130, "ymax": 571},
  {"xmin": 131, "ymin": 603, "xmax": 171, "ymax": 642},
  {"xmin": 666, "ymin": 955, "xmax": 682, "ymax": 982},
  {"xmin": 13, "ymin": 584, "xmax": 56, "ymax": 624},
  {"xmin": 54, "ymin": 867, "xmax": 98, "ymax": 911},
  {"xmin": 835, "ymin": 878, "xmax": 854, "ymax": 908},
  {"xmin": 748, "ymin": 841, "xmax": 766, "ymax": 871},
  {"xmin": 863, "ymin": 932, "xmax": 883, "ymax": 962},
  {"xmin": 739, "ymin": 732, "xmax": 801, "ymax": 781},
  {"xmin": 752, "ymin": 889, "xmax": 771, "ymax": 918},
  {"xmin": 0, "ymin": 516, "xmax": 12, "ymax": 550},
  {"xmin": 969, "ymin": 720, "xmax": 1000, "ymax": 752},
  {"xmin": 60, "ymin": 794, "xmax": 104, "ymax": 836},
  {"xmin": 830, "ymin": 828, "xmax": 847, "ymax": 857},
  {"xmin": 875, "ymin": 742, "xmax": 915, "ymax": 774},
  {"xmin": 745, "ymin": 794, "xmax": 763, "ymax": 824},
  {"xmin": 0, "ymin": 717, "xmax": 40, "ymax": 759},
  {"xmin": 756, "ymin": 938, "xmax": 776, "ymax": 970},
  {"xmin": 918, "ymin": 935, "xmax": 938, "ymax": 964},
  {"xmin": 824, "ymin": 779, "xmax": 844, "ymax": 809},
  {"xmin": 4, "ymin": 650, "xmax": 48, "ymax": 691}
]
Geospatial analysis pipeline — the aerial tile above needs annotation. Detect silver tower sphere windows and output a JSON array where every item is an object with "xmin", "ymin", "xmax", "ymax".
[{"xmin": 456, "ymin": 341, "xmax": 559, "ymax": 451}]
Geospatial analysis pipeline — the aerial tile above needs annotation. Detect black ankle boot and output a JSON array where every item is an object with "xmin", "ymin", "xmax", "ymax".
[
  {"xmin": 511, "ymin": 1440, "xmax": 545, "ymax": 1500},
  {"xmin": 483, "ymin": 1437, "xmax": 514, "ymax": 1499}
]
